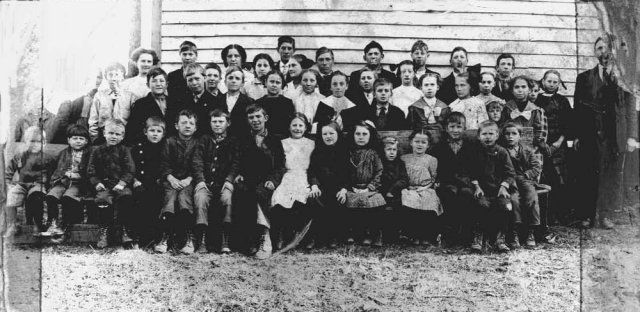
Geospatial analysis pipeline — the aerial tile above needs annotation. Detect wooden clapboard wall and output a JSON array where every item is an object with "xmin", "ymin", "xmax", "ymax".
[{"xmin": 160, "ymin": 0, "xmax": 604, "ymax": 102}]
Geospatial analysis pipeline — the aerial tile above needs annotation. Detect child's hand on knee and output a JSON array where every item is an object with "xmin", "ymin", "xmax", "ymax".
[
  {"xmin": 474, "ymin": 186, "xmax": 484, "ymax": 198},
  {"xmin": 309, "ymin": 185, "xmax": 321, "ymax": 198},
  {"xmin": 386, "ymin": 192, "xmax": 394, "ymax": 198},
  {"xmin": 113, "ymin": 181, "xmax": 126, "ymax": 191},
  {"xmin": 133, "ymin": 179, "xmax": 142, "ymax": 189},
  {"xmin": 336, "ymin": 188, "xmax": 347, "ymax": 204},
  {"xmin": 167, "ymin": 176, "xmax": 183, "ymax": 190},
  {"xmin": 95, "ymin": 183, "xmax": 107, "ymax": 192},
  {"xmin": 498, "ymin": 185, "xmax": 510, "ymax": 199},
  {"xmin": 264, "ymin": 181, "xmax": 275, "ymax": 190}
]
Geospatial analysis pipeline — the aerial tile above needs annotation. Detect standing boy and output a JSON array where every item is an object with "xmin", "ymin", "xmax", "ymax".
[
  {"xmin": 204, "ymin": 62, "xmax": 225, "ymax": 101},
  {"xmin": 275, "ymin": 36, "xmax": 295, "ymax": 74},
  {"xmin": 178, "ymin": 63, "xmax": 225, "ymax": 136},
  {"xmin": 367, "ymin": 78, "xmax": 407, "ymax": 131},
  {"xmin": 315, "ymin": 47, "xmax": 335, "ymax": 96},
  {"xmin": 168, "ymin": 40, "xmax": 198, "ymax": 99},
  {"xmin": 347, "ymin": 41, "xmax": 399, "ymax": 96},
  {"xmin": 86, "ymin": 119, "xmax": 136, "ymax": 248},
  {"xmin": 492, "ymin": 53, "xmax": 515, "ymax": 101}
]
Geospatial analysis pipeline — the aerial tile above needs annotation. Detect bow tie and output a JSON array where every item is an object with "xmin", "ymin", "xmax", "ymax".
[{"xmin": 510, "ymin": 109, "xmax": 532, "ymax": 121}]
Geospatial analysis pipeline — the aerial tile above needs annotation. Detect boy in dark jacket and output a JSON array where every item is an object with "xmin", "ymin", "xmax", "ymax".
[
  {"xmin": 86, "ymin": 119, "xmax": 136, "ymax": 248},
  {"xmin": 380, "ymin": 137, "xmax": 408, "ymax": 245},
  {"xmin": 192, "ymin": 109, "xmax": 240, "ymax": 254},
  {"xmin": 45, "ymin": 125, "xmax": 91, "ymax": 238}
]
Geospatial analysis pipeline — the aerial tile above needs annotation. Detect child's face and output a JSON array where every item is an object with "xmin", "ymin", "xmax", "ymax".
[
  {"xmin": 68, "ymin": 135, "xmax": 88, "ymax": 150},
  {"xmin": 265, "ymin": 73, "xmax": 283, "ymax": 96},
  {"xmin": 399, "ymin": 64, "xmax": 415, "ymax": 86},
  {"xmin": 205, "ymin": 68, "xmax": 221, "ymax": 91},
  {"xmin": 175, "ymin": 116, "xmax": 197, "ymax": 138},
  {"xmin": 137, "ymin": 53, "xmax": 154, "ymax": 76},
  {"xmin": 512, "ymin": 78, "xmax": 530, "ymax": 102},
  {"xmin": 479, "ymin": 74, "xmax": 495, "ymax": 95},
  {"xmin": 187, "ymin": 72, "xmax": 204, "ymax": 94},
  {"xmin": 421, "ymin": 76, "xmax": 438, "ymax": 98},
  {"xmin": 301, "ymin": 72, "xmax": 318, "ymax": 94},
  {"xmin": 411, "ymin": 48, "xmax": 428, "ymax": 66},
  {"xmin": 542, "ymin": 73, "xmax": 560, "ymax": 93},
  {"xmin": 287, "ymin": 59, "xmax": 302, "ymax": 78},
  {"xmin": 363, "ymin": 48, "xmax": 383, "ymax": 67},
  {"xmin": 289, "ymin": 117, "xmax": 306, "ymax": 139},
  {"xmin": 479, "ymin": 126, "xmax": 498, "ymax": 146},
  {"xmin": 410, "ymin": 133, "xmax": 429, "ymax": 154},
  {"xmin": 528, "ymin": 84, "xmax": 540, "ymax": 102},
  {"xmin": 454, "ymin": 76, "xmax": 471, "ymax": 99},
  {"xmin": 354, "ymin": 125, "xmax": 371, "ymax": 146},
  {"xmin": 487, "ymin": 105, "xmax": 503, "ymax": 122},
  {"xmin": 374, "ymin": 83, "xmax": 392, "ymax": 103},
  {"xmin": 359, "ymin": 71, "xmax": 375, "ymax": 92},
  {"xmin": 210, "ymin": 116, "xmax": 230, "ymax": 135},
  {"xmin": 446, "ymin": 122, "xmax": 465, "ymax": 140},
  {"xmin": 148, "ymin": 74, "xmax": 167, "ymax": 96},
  {"xmin": 278, "ymin": 42, "xmax": 294, "ymax": 63},
  {"xmin": 104, "ymin": 125, "xmax": 125, "ymax": 146},
  {"xmin": 247, "ymin": 110, "xmax": 268, "ymax": 132},
  {"xmin": 254, "ymin": 59, "xmax": 271, "ymax": 78},
  {"xmin": 384, "ymin": 145, "xmax": 398, "ymax": 161},
  {"xmin": 226, "ymin": 48, "xmax": 242, "ymax": 67},
  {"xmin": 105, "ymin": 69, "xmax": 124, "ymax": 90},
  {"xmin": 450, "ymin": 50, "xmax": 468, "ymax": 70},
  {"xmin": 316, "ymin": 52, "xmax": 334, "ymax": 75},
  {"xmin": 225, "ymin": 70, "xmax": 244, "ymax": 92},
  {"xmin": 321, "ymin": 126, "xmax": 338, "ymax": 146},
  {"xmin": 503, "ymin": 126, "xmax": 520, "ymax": 147},
  {"xmin": 330, "ymin": 75, "xmax": 348, "ymax": 98},
  {"xmin": 145, "ymin": 125, "xmax": 165, "ymax": 143},
  {"xmin": 180, "ymin": 50, "xmax": 197, "ymax": 65},
  {"xmin": 496, "ymin": 57, "xmax": 514, "ymax": 78},
  {"xmin": 26, "ymin": 134, "xmax": 43, "ymax": 153}
]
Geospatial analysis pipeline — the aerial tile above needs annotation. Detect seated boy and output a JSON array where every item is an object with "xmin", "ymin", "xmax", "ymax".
[
  {"xmin": 88, "ymin": 62, "xmax": 135, "ymax": 144},
  {"xmin": 192, "ymin": 109, "xmax": 240, "ymax": 254},
  {"xmin": 131, "ymin": 116, "xmax": 166, "ymax": 248},
  {"xmin": 502, "ymin": 122, "xmax": 542, "ymax": 248},
  {"xmin": 178, "ymin": 63, "xmax": 225, "ymax": 136},
  {"xmin": 86, "ymin": 118, "xmax": 136, "ymax": 248},
  {"xmin": 367, "ymin": 78, "xmax": 407, "ymax": 131},
  {"xmin": 44, "ymin": 125, "xmax": 91, "ymax": 238},
  {"xmin": 380, "ymin": 137, "xmax": 408, "ymax": 245},
  {"xmin": 430, "ymin": 112, "xmax": 478, "ymax": 246},
  {"xmin": 472, "ymin": 120, "xmax": 516, "ymax": 253},
  {"xmin": 4, "ymin": 126, "xmax": 55, "ymax": 237},
  {"xmin": 156, "ymin": 109, "xmax": 200, "ymax": 254},
  {"xmin": 486, "ymin": 100, "xmax": 505, "ymax": 129},
  {"xmin": 168, "ymin": 40, "xmax": 198, "ymax": 99}
]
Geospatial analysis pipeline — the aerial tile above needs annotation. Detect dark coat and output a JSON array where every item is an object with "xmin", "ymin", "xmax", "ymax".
[
  {"xmin": 174, "ymin": 91, "xmax": 226, "ymax": 137},
  {"xmin": 475, "ymin": 144, "xmax": 516, "ymax": 195},
  {"xmin": 159, "ymin": 136, "xmax": 199, "ymax": 181},
  {"xmin": 192, "ymin": 134, "xmax": 240, "ymax": 194},
  {"xmin": 50, "ymin": 146, "xmax": 91, "ymax": 187},
  {"xmin": 347, "ymin": 67, "xmax": 400, "ymax": 95},
  {"xmin": 237, "ymin": 131, "xmax": 285, "ymax": 185},
  {"xmin": 346, "ymin": 90, "xmax": 374, "ymax": 110},
  {"xmin": 313, "ymin": 102, "xmax": 338, "ymax": 126},
  {"xmin": 405, "ymin": 97, "xmax": 449, "ymax": 131},
  {"xmin": 491, "ymin": 77, "xmax": 514, "ymax": 102},
  {"xmin": 381, "ymin": 158, "xmax": 409, "ymax": 197},
  {"xmin": 125, "ymin": 93, "xmax": 179, "ymax": 144},
  {"xmin": 535, "ymin": 93, "xmax": 573, "ymax": 143},
  {"xmin": 503, "ymin": 143, "xmax": 542, "ymax": 183},
  {"xmin": 309, "ymin": 142, "xmax": 349, "ymax": 193},
  {"xmin": 167, "ymin": 68, "xmax": 190, "ymax": 99},
  {"xmin": 255, "ymin": 95, "xmax": 295, "ymax": 140},
  {"xmin": 436, "ymin": 64, "xmax": 481, "ymax": 105},
  {"xmin": 318, "ymin": 72, "xmax": 333, "ymax": 97},
  {"xmin": 428, "ymin": 137, "xmax": 478, "ymax": 188},
  {"xmin": 131, "ymin": 140, "xmax": 164, "ymax": 186},
  {"xmin": 366, "ymin": 102, "xmax": 408, "ymax": 131},
  {"xmin": 87, "ymin": 144, "xmax": 135, "ymax": 188},
  {"xmin": 52, "ymin": 89, "xmax": 97, "ymax": 144},
  {"xmin": 227, "ymin": 93, "xmax": 254, "ymax": 138}
]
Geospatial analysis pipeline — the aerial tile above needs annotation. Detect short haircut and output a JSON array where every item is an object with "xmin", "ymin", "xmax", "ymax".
[
  {"xmin": 179, "ymin": 40, "xmax": 197, "ymax": 54},
  {"xmin": 145, "ymin": 116, "xmax": 166, "ymax": 130},
  {"xmin": 131, "ymin": 47, "xmax": 160, "ymax": 65},
  {"xmin": 209, "ymin": 108, "xmax": 230, "ymax": 121},
  {"xmin": 408, "ymin": 128, "xmax": 432, "ymax": 142},
  {"xmin": 449, "ymin": 46, "xmax": 468, "ymax": 61},
  {"xmin": 146, "ymin": 67, "xmax": 168, "ymax": 84},
  {"xmin": 502, "ymin": 121, "xmax": 523, "ymax": 135},
  {"xmin": 252, "ymin": 53, "xmax": 275, "ymax": 71},
  {"xmin": 300, "ymin": 68, "xmax": 321, "ymax": 83},
  {"xmin": 508, "ymin": 75, "xmax": 534, "ymax": 92},
  {"xmin": 382, "ymin": 136, "xmax": 398, "ymax": 147},
  {"xmin": 329, "ymin": 70, "xmax": 348, "ymax": 84},
  {"xmin": 183, "ymin": 63, "xmax": 205, "ymax": 79},
  {"xmin": 66, "ymin": 124, "xmax": 90, "ymax": 140},
  {"xmin": 263, "ymin": 69, "xmax": 285, "ymax": 86},
  {"xmin": 480, "ymin": 71, "xmax": 496, "ymax": 81},
  {"xmin": 411, "ymin": 40, "xmax": 429, "ymax": 53},
  {"xmin": 364, "ymin": 40, "xmax": 384, "ymax": 54},
  {"xmin": 176, "ymin": 109, "xmax": 198, "ymax": 125},
  {"xmin": 245, "ymin": 103, "xmax": 267, "ymax": 116},
  {"xmin": 486, "ymin": 100, "xmax": 504, "ymax": 111},
  {"xmin": 225, "ymin": 65, "xmax": 245, "ymax": 81},
  {"xmin": 221, "ymin": 44, "xmax": 247, "ymax": 67},
  {"xmin": 373, "ymin": 77, "xmax": 392, "ymax": 90},
  {"xmin": 360, "ymin": 68, "xmax": 378, "ymax": 80},
  {"xmin": 290, "ymin": 112, "xmax": 311, "ymax": 135},
  {"xmin": 496, "ymin": 53, "xmax": 516, "ymax": 68},
  {"xmin": 418, "ymin": 72, "xmax": 441, "ymax": 87},
  {"xmin": 315, "ymin": 46, "xmax": 334, "ymax": 61},
  {"xmin": 395, "ymin": 60, "xmax": 415, "ymax": 80},
  {"xmin": 477, "ymin": 120, "xmax": 499, "ymax": 134},
  {"xmin": 277, "ymin": 36, "xmax": 295, "ymax": 49},
  {"xmin": 446, "ymin": 111, "xmax": 466, "ymax": 126},
  {"xmin": 204, "ymin": 62, "xmax": 222, "ymax": 75},
  {"xmin": 104, "ymin": 118, "xmax": 126, "ymax": 131},
  {"xmin": 23, "ymin": 126, "xmax": 46, "ymax": 143},
  {"xmin": 104, "ymin": 62, "xmax": 126, "ymax": 75}
]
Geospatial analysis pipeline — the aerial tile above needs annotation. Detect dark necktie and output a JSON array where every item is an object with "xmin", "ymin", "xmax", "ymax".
[{"xmin": 377, "ymin": 106, "xmax": 387, "ymax": 129}]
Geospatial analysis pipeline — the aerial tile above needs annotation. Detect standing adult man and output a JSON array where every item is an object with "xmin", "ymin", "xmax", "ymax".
[
  {"xmin": 492, "ymin": 53, "xmax": 516, "ymax": 101},
  {"xmin": 573, "ymin": 35, "xmax": 638, "ymax": 229},
  {"xmin": 315, "ymin": 47, "xmax": 335, "ymax": 96}
]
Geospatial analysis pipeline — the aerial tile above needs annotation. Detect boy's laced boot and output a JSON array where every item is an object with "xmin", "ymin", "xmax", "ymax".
[
  {"xmin": 179, "ymin": 229, "xmax": 195, "ymax": 255},
  {"xmin": 195, "ymin": 228, "xmax": 208, "ymax": 254},
  {"xmin": 470, "ymin": 224, "xmax": 483, "ymax": 253},
  {"xmin": 255, "ymin": 229, "xmax": 272, "ymax": 260},
  {"xmin": 372, "ymin": 229, "xmax": 383, "ymax": 248},
  {"xmin": 508, "ymin": 225, "xmax": 521, "ymax": 250},
  {"xmin": 495, "ymin": 231, "xmax": 510, "ymax": 252},
  {"xmin": 96, "ymin": 225, "xmax": 109, "ymax": 249},
  {"xmin": 46, "ymin": 218, "xmax": 65, "ymax": 237},
  {"xmin": 154, "ymin": 232, "xmax": 170, "ymax": 253},
  {"xmin": 121, "ymin": 225, "xmax": 133, "ymax": 247},
  {"xmin": 525, "ymin": 227, "xmax": 536, "ymax": 248},
  {"xmin": 220, "ymin": 224, "xmax": 231, "ymax": 254}
]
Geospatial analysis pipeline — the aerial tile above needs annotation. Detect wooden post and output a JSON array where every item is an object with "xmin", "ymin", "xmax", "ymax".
[{"xmin": 151, "ymin": 0, "xmax": 162, "ymax": 57}]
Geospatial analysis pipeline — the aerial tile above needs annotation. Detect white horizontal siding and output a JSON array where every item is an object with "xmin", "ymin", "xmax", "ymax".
[{"xmin": 160, "ymin": 0, "xmax": 604, "ymax": 100}]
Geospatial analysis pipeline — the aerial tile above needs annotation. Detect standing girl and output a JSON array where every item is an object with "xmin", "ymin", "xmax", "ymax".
[
  {"xmin": 392, "ymin": 60, "xmax": 423, "ymax": 116},
  {"xmin": 270, "ymin": 113, "xmax": 319, "ymax": 249},
  {"xmin": 245, "ymin": 53, "xmax": 275, "ymax": 100},
  {"xmin": 502, "ymin": 76, "xmax": 548, "ymax": 153},
  {"xmin": 294, "ymin": 69, "xmax": 326, "ymax": 134},
  {"xmin": 401, "ymin": 130, "xmax": 443, "ymax": 245},
  {"xmin": 345, "ymin": 121, "xmax": 386, "ymax": 245},
  {"xmin": 255, "ymin": 70, "xmax": 296, "ymax": 139},
  {"xmin": 442, "ymin": 72, "xmax": 488, "ymax": 130}
]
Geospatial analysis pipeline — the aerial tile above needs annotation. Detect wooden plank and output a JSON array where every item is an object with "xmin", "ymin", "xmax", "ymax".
[
  {"xmin": 576, "ymin": 2, "xmax": 599, "ymax": 17},
  {"xmin": 162, "ymin": 10, "xmax": 596, "ymax": 29},
  {"xmin": 162, "ymin": 37, "xmax": 594, "ymax": 57},
  {"xmin": 162, "ymin": 0, "xmax": 577, "ymax": 16},
  {"xmin": 162, "ymin": 23, "xmax": 592, "ymax": 43}
]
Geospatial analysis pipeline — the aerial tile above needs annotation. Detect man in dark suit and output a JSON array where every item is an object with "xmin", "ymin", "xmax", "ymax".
[
  {"xmin": 573, "ymin": 35, "xmax": 638, "ymax": 229},
  {"xmin": 347, "ymin": 41, "xmax": 399, "ymax": 100},
  {"xmin": 491, "ymin": 53, "xmax": 516, "ymax": 102},
  {"xmin": 316, "ymin": 47, "xmax": 335, "ymax": 97}
]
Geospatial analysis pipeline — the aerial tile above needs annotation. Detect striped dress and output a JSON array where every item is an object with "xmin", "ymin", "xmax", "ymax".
[{"xmin": 400, "ymin": 153, "xmax": 443, "ymax": 215}]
